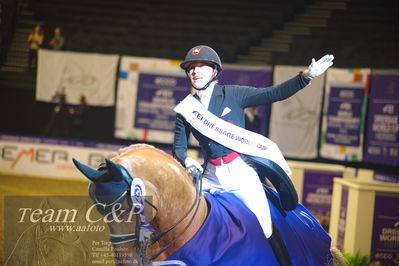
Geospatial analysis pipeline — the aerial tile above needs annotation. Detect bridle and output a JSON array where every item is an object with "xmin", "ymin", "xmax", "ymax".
[{"xmin": 89, "ymin": 170, "xmax": 203, "ymax": 265}]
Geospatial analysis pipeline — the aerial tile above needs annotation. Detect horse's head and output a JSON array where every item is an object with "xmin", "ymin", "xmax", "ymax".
[
  {"xmin": 72, "ymin": 144, "xmax": 207, "ymax": 262},
  {"xmin": 73, "ymin": 144, "xmax": 196, "ymax": 218},
  {"xmin": 72, "ymin": 156, "xmax": 135, "ymax": 215}
]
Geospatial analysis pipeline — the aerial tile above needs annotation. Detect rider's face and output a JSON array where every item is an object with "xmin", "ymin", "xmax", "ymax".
[{"xmin": 187, "ymin": 62, "xmax": 217, "ymax": 89}]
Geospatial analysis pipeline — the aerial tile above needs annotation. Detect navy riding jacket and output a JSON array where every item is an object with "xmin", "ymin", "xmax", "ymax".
[{"xmin": 173, "ymin": 74, "xmax": 310, "ymax": 166}]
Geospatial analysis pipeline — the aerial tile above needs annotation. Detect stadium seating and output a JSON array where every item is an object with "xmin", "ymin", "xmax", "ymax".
[
  {"xmin": 30, "ymin": 0, "xmax": 306, "ymax": 62},
  {"xmin": 0, "ymin": 0, "xmax": 398, "ymax": 142},
  {"xmin": 270, "ymin": 0, "xmax": 399, "ymax": 67}
]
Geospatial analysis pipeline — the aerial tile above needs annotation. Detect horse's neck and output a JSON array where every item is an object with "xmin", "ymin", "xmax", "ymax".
[
  {"xmin": 152, "ymin": 195, "xmax": 209, "ymax": 260},
  {"xmin": 146, "ymin": 167, "xmax": 208, "ymax": 258},
  {"xmin": 120, "ymin": 147, "xmax": 209, "ymax": 259}
]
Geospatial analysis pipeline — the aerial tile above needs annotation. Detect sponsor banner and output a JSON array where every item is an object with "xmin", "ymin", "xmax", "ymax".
[
  {"xmin": 0, "ymin": 134, "xmax": 122, "ymax": 180},
  {"xmin": 219, "ymin": 64, "xmax": 272, "ymax": 136},
  {"xmin": 374, "ymin": 172, "xmax": 399, "ymax": 183},
  {"xmin": 0, "ymin": 134, "xmax": 200, "ymax": 180},
  {"xmin": 269, "ymin": 66, "xmax": 324, "ymax": 159},
  {"xmin": 134, "ymin": 73, "xmax": 188, "ymax": 132},
  {"xmin": 114, "ymin": 56, "xmax": 188, "ymax": 143},
  {"xmin": 364, "ymin": 70, "xmax": 399, "ymax": 167},
  {"xmin": 324, "ymin": 84, "xmax": 364, "ymax": 147},
  {"xmin": 320, "ymin": 68, "xmax": 370, "ymax": 161},
  {"xmin": 114, "ymin": 57, "xmax": 272, "ymax": 143},
  {"xmin": 302, "ymin": 171, "xmax": 343, "ymax": 230},
  {"xmin": 36, "ymin": 49, "xmax": 119, "ymax": 106},
  {"xmin": 370, "ymin": 193, "xmax": 399, "ymax": 265}
]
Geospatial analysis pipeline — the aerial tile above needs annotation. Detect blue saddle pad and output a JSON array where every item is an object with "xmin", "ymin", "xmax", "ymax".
[{"xmin": 164, "ymin": 186, "xmax": 332, "ymax": 266}]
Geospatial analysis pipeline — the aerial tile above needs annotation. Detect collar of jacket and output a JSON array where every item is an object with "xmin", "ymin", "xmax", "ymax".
[{"xmin": 208, "ymin": 84, "xmax": 223, "ymax": 112}]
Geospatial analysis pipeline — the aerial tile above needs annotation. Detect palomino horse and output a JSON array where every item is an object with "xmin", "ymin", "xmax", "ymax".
[{"xmin": 73, "ymin": 144, "xmax": 338, "ymax": 266}]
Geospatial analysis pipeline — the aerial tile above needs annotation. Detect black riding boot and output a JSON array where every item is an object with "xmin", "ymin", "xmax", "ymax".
[{"xmin": 268, "ymin": 224, "xmax": 293, "ymax": 266}]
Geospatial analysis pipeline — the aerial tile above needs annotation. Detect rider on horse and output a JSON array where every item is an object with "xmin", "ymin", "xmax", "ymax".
[{"xmin": 173, "ymin": 45, "xmax": 334, "ymax": 264}]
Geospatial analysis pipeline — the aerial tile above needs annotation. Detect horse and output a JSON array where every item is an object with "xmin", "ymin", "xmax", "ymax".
[{"xmin": 73, "ymin": 144, "xmax": 343, "ymax": 266}]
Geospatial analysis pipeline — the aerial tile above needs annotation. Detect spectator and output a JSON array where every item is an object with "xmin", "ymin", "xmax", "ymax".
[
  {"xmin": 49, "ymin": 27, "xmax": 65, "ymax": 50},
  {"xmin": 245, "ymin": 106, "xmax": 261, "ymax": 133},
  {"xmin": 69, "ymin": 94, "xmax": 89, "ymax": 138},
  {"xmin": 45, "ymin": 91, "xmax": 70, "ymax": 137},
  {"xmin": 27, "ymin": 24, "xmax": 43, "ymax": 70}
]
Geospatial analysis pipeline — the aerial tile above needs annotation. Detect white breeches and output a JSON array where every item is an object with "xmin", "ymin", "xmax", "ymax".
[{"xmin": 202, "ymin": 156, "xmax": 273, "ymax": 238}]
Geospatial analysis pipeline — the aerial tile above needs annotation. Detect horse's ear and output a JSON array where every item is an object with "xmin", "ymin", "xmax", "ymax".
[
  {"xmin": 72, "ymin": 158, "xmax": 106, "ymax": 181},
  {"xmin": 105, "ymin": 158, "xmax": 133, "ymax": 182}
]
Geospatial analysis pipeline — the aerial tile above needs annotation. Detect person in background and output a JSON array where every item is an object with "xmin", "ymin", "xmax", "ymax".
[
  {"xmin": 45, "ymin": 91, "xmax": 70, "ymax": 137},
  {"xmin": 49, "ymin": 27, "xmax": 65, "ymax": 50},
  {"xmin": 27, "ymin": 24, "xmax": 43, "ymax": 70},
  {"xmin": 245, "ymin": 106, "xmax": 261, "ymax": 134},
  {"xmin": 69, "ymin": 94, "xmax": 89, "ymax": 138}
]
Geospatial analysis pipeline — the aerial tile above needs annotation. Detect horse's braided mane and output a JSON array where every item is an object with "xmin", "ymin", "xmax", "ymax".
[
  {"xmin": 115, "ymin": 144, "xmax": 181, "ymax": 167},
  {"xmin": 116, "ymin": 143, "xmax": 155, "ymax": 157},
  {"xmin": 112, "ymin": 144, "xmax": 189, "ymax": 185}
]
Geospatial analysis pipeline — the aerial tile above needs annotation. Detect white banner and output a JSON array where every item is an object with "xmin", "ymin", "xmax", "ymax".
[
  {"xmin": 320, "ymin": 68, "xmax": 370, "ymax": 161},
  {"xmin": 36, "ymin": 49, "xmax": 119, "ymax": 106},
  {"xmin": 269, "ymin": 66, "xmax": 325, "ymax": 159},
  {"xmin": 174, "ymin": 95, "xmax": 291, "ymax": 175}
]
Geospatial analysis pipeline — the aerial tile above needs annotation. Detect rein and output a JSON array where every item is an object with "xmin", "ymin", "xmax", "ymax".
[
  {"xmin": 150, "ymin": 173, "xmax": 202, "ymax": 260},
  {"xmin": 104, "ymin": 172, "xmax": 203, "ymax": 264}
]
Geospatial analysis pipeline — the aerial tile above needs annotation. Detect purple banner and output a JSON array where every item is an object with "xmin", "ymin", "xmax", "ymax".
[
  {"xmin": 336, "ymin": 187, "xmax": 348, "ymax": 251},
  {"xmin": 133, "ymin": 68, "xmax": 272, "ymax": 136},
  {"xmin": 219, "ymin": 68, "xmax": 272, "ymax": 136},
  {"xmin": 374, "ymin": 172, "xmax": 399, "ymax": 183},
  {"xmin": 325, "ymin": 86, "xmax": 365, "ymax": 146},
  {"xmin": 134, "ymin": 74, "xmax": 189, "ymax": 131},
  {"xmin": 364, "ymin": 74, "xmax": 399, "ymax": 166},
  {"xmin": 302, "ymin": 171, "xmax": 343, "ymax": 230},
  {"xmin": 370, "ymin": 193, "xmax": 399, "ymax": 265}
]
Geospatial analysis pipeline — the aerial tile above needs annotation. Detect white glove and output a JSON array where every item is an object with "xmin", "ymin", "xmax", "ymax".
[
  {"xmin": 184, "ymin": 157, "xmax": 203, "ymax": 173},
  {"xmin": 303, "ymin": 54, "xmax": 334, "ymax": 79},
  {"xmin": 184, "ymin": 157, "xmax": 203, "ymax": 184}
]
